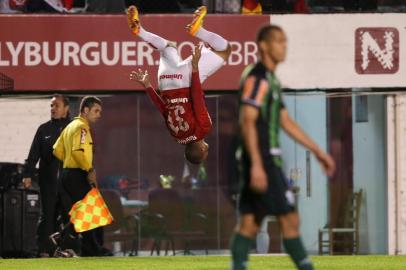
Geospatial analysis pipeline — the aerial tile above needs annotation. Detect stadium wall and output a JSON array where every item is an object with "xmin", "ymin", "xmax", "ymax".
[
  {"xmin": 0, "ymin": 13, "xmax": 405, "ymax": 92},
  {"xmin": 272, "ymin": 14, "xmax": 406, "ymax": 89},
  {"xmin": 0, "ymin": 98, "xmax": 49, "ymax": 163},
  {"xmin": 387, "ymin": 95, "xmax": 406, "ymax": 255},
  {"xmin": 0, "ymin": 14, "xmax": 267, "ymax": 91}
]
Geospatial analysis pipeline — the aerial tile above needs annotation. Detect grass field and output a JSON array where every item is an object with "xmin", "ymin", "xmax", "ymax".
[{"xmin": 0, "ymin": 255, "xmax": 405, "ymax": 270}]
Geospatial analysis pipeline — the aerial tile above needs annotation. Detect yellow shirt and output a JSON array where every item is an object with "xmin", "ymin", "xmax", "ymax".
[{"xmin": 53, "ymin": 116, "xmax": 93, "ymax": 172}]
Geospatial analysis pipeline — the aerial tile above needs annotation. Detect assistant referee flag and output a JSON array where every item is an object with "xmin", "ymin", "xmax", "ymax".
[{"xmin": 69, "ymin": 188, "xmax": 114, "ymax": 233}]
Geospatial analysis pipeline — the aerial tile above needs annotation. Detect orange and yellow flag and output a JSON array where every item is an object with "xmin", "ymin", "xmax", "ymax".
[{"xmin": 69, "ymin": 188, "xmax": 114, "ymax": 233}]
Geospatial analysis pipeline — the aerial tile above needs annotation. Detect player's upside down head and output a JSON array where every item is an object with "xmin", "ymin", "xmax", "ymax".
[{"xmin": 185, "ymin": 140, "xmax": 209, "ymax": 164}]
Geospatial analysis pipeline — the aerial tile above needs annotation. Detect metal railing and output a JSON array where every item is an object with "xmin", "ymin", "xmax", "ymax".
[{"xmin": 0, "ymin": 73, "xmax": 14, "ymax": 91}]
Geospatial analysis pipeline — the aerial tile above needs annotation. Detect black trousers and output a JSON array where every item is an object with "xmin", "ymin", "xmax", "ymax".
[
  {"xmin": 37, "ymin": 175, "xmax": 60, "ymax": 255},
  {"xmin": 59, "ymin": 168, "xmax": 104, "ymax": 256}
]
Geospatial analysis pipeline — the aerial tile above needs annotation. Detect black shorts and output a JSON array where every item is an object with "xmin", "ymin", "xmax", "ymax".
[
  {"xmin": 60, "ymin": 168, "xmax": 91, "ymax": 204},
  {"xmin": 239, "ymin": 157, "xmax": 296, "ymax": 225}
]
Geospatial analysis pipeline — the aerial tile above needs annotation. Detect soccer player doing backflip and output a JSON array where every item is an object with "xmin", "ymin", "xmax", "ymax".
[{"xmin": 127, "ymin": 5, "xmax": 231, "ymax": 164}]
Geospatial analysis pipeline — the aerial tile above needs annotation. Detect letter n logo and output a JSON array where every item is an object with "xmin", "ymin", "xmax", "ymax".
[{"xmin": 355, "ymin": 27, "xmax": 399, "ymax": 74}]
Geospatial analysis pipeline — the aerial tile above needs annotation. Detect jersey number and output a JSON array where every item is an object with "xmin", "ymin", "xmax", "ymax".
[{"xmin": 167, "ymin": 105, "xmax": 190, "ymax": 134}]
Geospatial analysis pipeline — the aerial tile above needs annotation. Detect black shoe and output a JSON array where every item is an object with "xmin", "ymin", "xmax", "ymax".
[
  {"xmin": 101, "ymin": 247, "xmax": 114, "ymax": 256},
  {"xmin": 49, "ymin": 232, "xmax": 61, "ymax": 246},
  {"xmin": 53, "ymin": 248, "xmax": 79, "ymax": 258},
  {"xmin": 38, "ymin": 252, "xmax": 50, "ymax": 258}
]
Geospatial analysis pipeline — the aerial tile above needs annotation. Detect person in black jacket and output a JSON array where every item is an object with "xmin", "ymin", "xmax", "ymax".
[{"xmin": 23, "ymin": 94, "xmax": 70, "ymax": 258}]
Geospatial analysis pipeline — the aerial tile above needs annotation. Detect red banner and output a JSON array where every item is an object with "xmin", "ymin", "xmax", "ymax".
[{"xmin": 0, "ymin": 14, "xmax": 269, "ymax": 92}]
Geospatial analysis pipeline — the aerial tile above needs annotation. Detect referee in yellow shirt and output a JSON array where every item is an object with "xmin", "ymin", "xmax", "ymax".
[{"xmin": 53, "ymin": 96, "xmax": 104, "ymax": 256}]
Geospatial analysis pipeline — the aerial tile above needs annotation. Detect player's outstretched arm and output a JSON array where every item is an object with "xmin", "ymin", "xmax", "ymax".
[
  {"xmin": 130, "ymin": 69, "xmax": 152, "ymax": 88},
  {"xmin": 191, "ymin": 44, "xmax": 202, "ymax": 72},
  {"xmin": 190, "ymin": 45, "xmax": 212, "ymax": 132},
  {"xmin": 280, "ymin": 108, "xmax": 336, "ymax": 177},
  {"xmin": 130, "ymin": 69, "xmax": 166, "ymax": 113}
]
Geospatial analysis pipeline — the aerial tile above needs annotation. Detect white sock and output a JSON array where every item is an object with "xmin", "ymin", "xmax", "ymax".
[
  {"xmin": 194, "ymin": 27, "xmax": 228, "ymax": 51},
  {"xmin": 138, "ymin": 27, "xmax": 168, "ymax": 51}
]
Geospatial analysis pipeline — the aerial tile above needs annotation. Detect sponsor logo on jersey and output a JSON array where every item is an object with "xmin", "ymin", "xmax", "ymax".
[
  {"xmin": 159, "ymin": 74, "xmax": 183, "ymax": 80},
  {"xmin": 177, "ymin": 135, "xmax": 197, "ymax": 144},
  {"xmin": 80, "ymin": 128, "xmax": 87, "ymax": 144},
  {"xmin": 168, "ymin": 97, "xmax": 188, "ymax": 104}
]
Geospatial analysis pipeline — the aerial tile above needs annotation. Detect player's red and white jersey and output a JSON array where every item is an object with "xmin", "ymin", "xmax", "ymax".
[
  {"xmin": 145, "ymin": 46, "xmax": 222, "ymax": 144},
  {"xmin": 160, "ymin": 88, "xmax": 205, "ymax": 144},
  {"xmin": 158, "ymin": 56, "xmax": 192, "ymax": 91},
  {"xmin": 144, "ymin": 70, "xmax": 212, "ymax": 145}
]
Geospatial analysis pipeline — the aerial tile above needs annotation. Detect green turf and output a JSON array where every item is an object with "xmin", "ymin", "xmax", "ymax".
[{"xmin": 0, "ymin": 255, "xmax": 405, "ymax": 270}]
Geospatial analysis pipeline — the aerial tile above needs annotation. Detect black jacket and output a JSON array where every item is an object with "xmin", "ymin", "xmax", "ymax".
[{"xmin": 23, "ymin": 118, "xmax": 71, "ymax": 186}]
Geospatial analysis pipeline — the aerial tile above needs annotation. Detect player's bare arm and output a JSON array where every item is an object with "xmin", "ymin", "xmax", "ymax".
[
  {"xmin": 280, "ymin": 108, "xmax": 336, "ymax": 177},
  {"xmin": 240, "ymin": 105, "xmax": 268, "ymax": 193},
  {"xmin": 130, "ymin": 68, "xmax": 166, "ymax": 114},
  {"xmin": 192, "ymin": 44, "xmax": 202, "ymax": 72}
]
